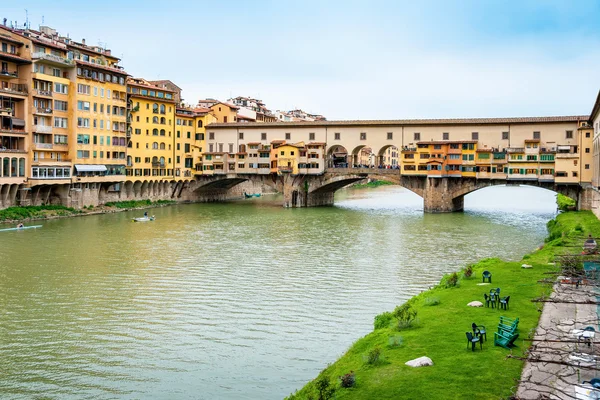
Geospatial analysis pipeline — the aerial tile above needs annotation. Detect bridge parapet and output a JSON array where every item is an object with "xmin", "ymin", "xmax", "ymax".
[{"xmin": 326, "ymin": 167, "xmax": 400, "ymax": 175}]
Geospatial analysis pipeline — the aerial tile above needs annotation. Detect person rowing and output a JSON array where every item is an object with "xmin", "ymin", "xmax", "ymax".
[{"xmin": 16, "ymin": 223, "xmax": 24, "ymax": 229}]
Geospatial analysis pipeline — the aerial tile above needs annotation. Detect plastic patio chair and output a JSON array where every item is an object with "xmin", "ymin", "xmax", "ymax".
[
  {"xmin": 482, "ymin": 270, "xmax": 492, "ymax": 283},
  {"xmin": 466, "ymin": 331, "xmax": 482, "ymax": 351}
]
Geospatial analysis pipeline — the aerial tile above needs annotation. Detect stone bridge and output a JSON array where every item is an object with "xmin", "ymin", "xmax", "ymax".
[{"xmin": 184, "ymin": 168, "xmax": 585, "ymax": 212}]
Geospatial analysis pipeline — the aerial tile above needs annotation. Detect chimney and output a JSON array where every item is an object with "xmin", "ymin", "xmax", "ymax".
[{"xmin": 82, "ymin": 38, "xmax": 86, "ymax": 45}]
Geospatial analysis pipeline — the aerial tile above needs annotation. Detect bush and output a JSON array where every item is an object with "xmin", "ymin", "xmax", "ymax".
[
  {"xmin": 314, "ymin": 376, "xmax": 335, "ymax": 400},
  {"xmin": 339, "ymin": 371, "xmax": 355, "ymax": 388},
  {"xmin": 424, "ymin": 296, "xmax": 440, "ymax": 306},
  {"xmin": 557, "ymin": 193, "xmax": 576, "ymax": 212},
  {"xmin": 365, "ymin": 347, "xmax": 381, "ymax": 365},
  {"xmin": 374, "ymin": 311, "xmax": 393, "ymax": 330},
  {"xmin": 393, "ymin": 303, "xmax": 418, "ymax": 329},
  {"xmin": 388, "ymin": 335, "xmax": 404, "ymax": 348},
  {"xmin": 574, "ymin": 223, "xmax": 584, "ymax": 233},
  {"xmin": 463, "ymin": 265, "xmax": 473, "ymax": 278},
  {"xmin": 440, "ymin": 272, "xmax": 459, "ymax": 288}
]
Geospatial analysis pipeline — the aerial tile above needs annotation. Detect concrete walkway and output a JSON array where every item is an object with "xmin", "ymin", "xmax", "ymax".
[{"xmin": 517, "ymin": 279, "xmax": 599, "ymax": 399}]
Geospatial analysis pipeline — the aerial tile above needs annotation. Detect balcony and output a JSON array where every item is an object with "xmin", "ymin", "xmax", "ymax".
[
  {"xmin": 32, "ymin": 52, "xmax": 75, "ymax": 67},
  {"xmin": 278, "ymin": 166, "xmax": 293, "ymax": 173},
  {"xmin": 0, "ymin": 83, "xmax": 27, "ymax": 97},
  {"xmin": 152, "ymin": 162, "xmax": 165, "ymax": 168},
  {"xmin": 556, "ymin": 153, "xmax": 579, "ymax": 159},
  {"xmin": 34, "ymin": 107, "xmax": 53, "ymax": 115},
  {"xmin": 506, "ymin": 147, "xmax": 525, "ymax": 153},
  {"xmin": 33, "ymin": 142, "xmax": 53, "ymax": 150},
  {"xmin": 34, "ymin": 125, "xmax": 53, "ymax": 134},
  {"xmin": 0, "ymin": 70, "xmax": 18, "ymax": 80},
  {"xmin": 34, "ymin": 89, "xmax": 53, "ymax": 98},
  {"xmin": 0, "ymin": 127, "xmax": 26, "ymax": 135}
]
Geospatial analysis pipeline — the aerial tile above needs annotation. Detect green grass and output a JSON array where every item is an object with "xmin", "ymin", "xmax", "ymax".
[
  {"xmin": 104, "ymin": 199, "xmax": 174, "ymax": 209},
  {"xmin": 0, "ymin": 205, "xmax": 80, "ymax": 222},
  {"xmin": 352, "ymin": 180, "xmax": 394, "ymax": 189},
  {"xmin": 286, "ymin": 211, "xmax": 600, "ymax": 400},
  {"xmin": 556, "ymin": 193, "xmax": 576, "ymax": 212}
]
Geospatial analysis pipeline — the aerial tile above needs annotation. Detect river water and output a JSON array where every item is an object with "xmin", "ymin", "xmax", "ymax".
[{"xmin": 0, "ymin": 185, "xmax": 556, "ymax": 399}]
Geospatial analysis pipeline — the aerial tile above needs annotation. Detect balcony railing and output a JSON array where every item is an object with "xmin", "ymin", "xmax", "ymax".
[
  {"xmin": 0, "ymin": 147, "xmax": 26, "ymax": 153},
  {"xmin": 152, "ymin": 162, "xmax": 165, "ymax": 168},
  {"xmin": 507, "ymin": 147, "xmax": 525, "ymax": 153},
  {"xmin": 278, "ymin": 166, "xmax": 293, "ymax": 172},
  {"xmin": 0, "ymin": 127, "xmax": 26, "ymax": 134},
  {"xmin": 34, "ymin": 125, "xmax": 53, "ymax": 134},
  {"xmin": 33, "ymin": 142, "xmax": 53, "ymax": 149},
  {"xmin": 32, "ymin": 52, "xmax": 75, "ymax": 66},
  {"xmin": 35, "ymin": 89, "xmax": 53, "ymax": 97},
  {"xmin": 35, "ymin": 107, "xmax": 53, "ymax": 115},
  {"xmin": 0, "ymin": 83, "xmax": 27, "ymax": 95},
  {"xmin": 0, "ymin": 70, "xmax": 18, "ymax": 78}
]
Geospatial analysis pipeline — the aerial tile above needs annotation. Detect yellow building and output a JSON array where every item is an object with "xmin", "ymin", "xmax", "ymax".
[
  {"xmin": 27, "ymin": 30, "xmax": 74, "ymax": 187},
  {"xmin": 175, "ymin": 107, "xmax": 196, "ymax": 180},
  {"xmin": 191, "ymin": 107, "xmax": 215, "ymax": 176},
  {"xmin": 460, "ymin": 141, "xmax": 477, "ymax": 177},
  {"xmin": 209, "ymin": 102, "xmax": 238, "ymax": 123},
  {"xmin": 70, "ymin": 40, "xmax": 128, "ymax": 188},
  {"xmin": 126, "ymin": 78, "xmax": 176, "ymax": 181}
]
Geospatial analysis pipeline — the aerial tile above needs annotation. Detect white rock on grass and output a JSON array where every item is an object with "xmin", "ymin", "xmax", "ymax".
[
  {"xmin": 467, "ymin": 301, "xmax": 483, "ymax": 307},
  {"xmin": 522, "ymin": 264, "xmax": 533, "ymax": 269},
  {"xmin": 476, "ymin": 283, "xmax": 491, "ymax": 286},
  {"xmin": 405, "ymin": 356, "xmax": 433, "ymax": 367}
]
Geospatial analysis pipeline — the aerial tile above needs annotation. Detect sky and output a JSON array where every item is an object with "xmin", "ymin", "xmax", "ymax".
[{"xmin": 4, "ymin": 0, "xmax": 600, "ymax": 120}]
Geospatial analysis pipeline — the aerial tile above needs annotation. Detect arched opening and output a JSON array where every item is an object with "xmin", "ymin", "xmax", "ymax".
[
  {"xmin": 350, "ymin": 145, "xmax": 369, "ymax": 168},
  {"xmin": 160, "ymin": 143, "xmax": 165, "ymax": 150},
  {"xmin": 152, "ymin": 142, "xmax": 158, "ymax": 150},
  {"xmin": 197, "ymin": 120, "xmax": 203, "ymax": 128},
  {"xmin": 152, "ymin": 116, "xmax": 159, "ymax": 124},
  {"xmin": 152, "ymin": 128, "xmax": 158, "ymax": 136},
  {"xmin": 160, "ymin": 104, "xmax": 166, "ymax": 114},
  {"xmin": 152, "ymin": 103, "xmax": 158, "ymax": 113},
  {"xmin": 377, "ymin": 145, "xmax": 399, "ymax": 169},
  {"xmin": 160, "ymin": 117, "xmax": 166, "ymax": 124},
  {"xmin": 463, "ymin": 184, "xmax": 569, "ymax": 214},
  {"xmin": 160, "ymin": 129, "xmax": 165, "ymax": 136},
  {"xmin": 327, "ymin": 145, "xmax": 348, "ymax": 168}
]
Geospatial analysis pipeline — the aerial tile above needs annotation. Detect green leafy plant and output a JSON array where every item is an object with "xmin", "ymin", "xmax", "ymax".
[
  {"xmin": 374, "ymin": 311, "xmax": 393, "ymax": 329},
  {"xmin": 424, "ymin": 296, "xmax": 440, "ymax": 306},
  {"xmin": 365, "ymin": 346, "xmax": 381, "ymax": 365},
  {"xmin": 388, "ymin": 335, "xmax": 404, "ymax": 348},
  {"xmin": 393, "ymin": 303, "xmax": 418, "ymax": 329},
  {"xmin": 314, "ymin": 376, "xmax": 335, "ymax": 400}
]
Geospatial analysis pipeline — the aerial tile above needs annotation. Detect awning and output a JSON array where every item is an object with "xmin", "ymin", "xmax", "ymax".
[
  {"xmin": 75, "ymin": 164, "xmax": 107, "ymax": 172},
  {"xmin": 557, "ymin": 145, "xmax": 571, "ymax": 151},
  {"xmin": 12, "ymin": 118, "xmax": 25, "ymax": 126}
]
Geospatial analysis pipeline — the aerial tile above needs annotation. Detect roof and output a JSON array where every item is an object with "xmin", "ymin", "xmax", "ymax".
[
  {"xmin": 206, "ymin": 115, "xmax": 586, "ymax": 129},
  {"xmin": 68, "ymin": 42, "xmax": 120, "ymax": 61},
  {"xmin": 76, "ymin": 59, "xmax": 128, "ymax": 76},
  {"xmin": 210, "ymin": 102, "xmax": 240, "ymax": 110},
  {"xmin": 148, "ymin": 79, "xmax": 181, "ymax": 90}
]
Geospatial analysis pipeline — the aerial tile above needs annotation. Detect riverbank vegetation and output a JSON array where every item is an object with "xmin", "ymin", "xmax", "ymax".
[
  {"xmin": 286, "ymin": 211, "xmax": 600, "ymax": 399},
  {"xmin": 351, "ymin": 180, "xmax": 394, "ymax": 189},
  {"xmin": 0, "ymin": 200, "xmax": 176, "ymax": 223},
  {"xmin": 556, "ymin": 193, "xmax": 577, "ymax": 212},
  {"xmin": 0, "ymin": 205, "xmax": 82, "ymax": 222}
]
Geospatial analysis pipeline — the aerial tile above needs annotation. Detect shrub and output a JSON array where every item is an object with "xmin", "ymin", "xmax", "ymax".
[
  {"xmin": 463, "ymin": 265, "xmax": 473, "ymax": 278},
  {"xmin": 424, "ymin": 296, "xmax": 440, "ymax": 306},
  {"xmin": 444, "ymin": 272, "xmax": 459, "ymax": 288},
  {"xmin": 393, "ymin": 303, "xmax": 418, "ymax": 329},
  {"xmin": 374, "ymin": 311, "xmax": 393, "ymax": 330},
  {"xmin": 365, "ymin": 346, "xmax": 381, "ymax": 365},
  {"xmin": 388, "ymin": 335, "xmax": 404, "ymax": 348},
  {"xmin": 339, "ymin": 371, "xmax": 355, "ymax": 388},
  {"xmin": 574, "ymin": 223, "xmax": 584, "ymax": 233},
  {"xmin": 314, "ymin": 376, "xmax": 335, "ymax": 400}
]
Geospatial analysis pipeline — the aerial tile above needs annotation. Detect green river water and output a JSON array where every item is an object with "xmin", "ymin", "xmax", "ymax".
[{"xmin": 0, "ymin": 185, "xmax": 557, "ymax": 399}]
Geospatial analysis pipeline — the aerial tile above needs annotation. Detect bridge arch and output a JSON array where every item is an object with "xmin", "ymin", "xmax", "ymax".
[{"xmin": 327, "ymin": 145, "xmax": 349, "ymax": 168}]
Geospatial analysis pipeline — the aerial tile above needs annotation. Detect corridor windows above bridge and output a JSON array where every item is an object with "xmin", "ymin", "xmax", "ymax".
[
  {"xmin": 360, "ymin": 132, "xmax": 367, "ymax": 140},
  {"xmin": 261, "ymin": 132, "xmax": 267, "ymax": 140},
  {"xmin": 387, "ymin": 132, "xmax": 393, "ymax": 140},
  {"xmin": 533, "ymin": 131, "xmax": 541, "ymax": 140},
  {"xmin": 209, "ymin": 132, "xmax": 215, "ymax": 140},
  {"xmin": 309, "ymin": 132, "xmax": 315, "ymax": 140},
  {"xmin": 472, "ymin": 132, "xmax": 479, "ymax": 140},
  {"xmin": 414, "ymin": 132, "xmax": 420, "ymax": 140},
  {"xmin": 334, "ymin": 132, "xmax": 340, "ymax": 140},
  {"xmin": 285, "ymin": 133, "xmax": 291, "ymax": 140},
  {"xmin": 239, "ymin": 132, "xmax": 244, "ymax": 139},
  {"xmin": 502, "ymin": 131, "xmax": 509, "ymax": 140},
  {"xmin": 443, "ymin": 132, "xmax": 449, "ymax": 140}
]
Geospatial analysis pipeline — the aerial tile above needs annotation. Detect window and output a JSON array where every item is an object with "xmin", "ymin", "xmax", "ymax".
[
  {"xmin": 566, "ymin": 130, "xmax": 573, "ymax": 139},
  {"xmin": 261, "ymin": 132, "xmax": 267, "ymax": 140},
  {"xmin": 334, "ymin": 132, "xmax": 341, "ymax": 140},
  {"xmin": 77, "ymin": 118, "xmax": 90, "ymax": 128},
  {"xmin": 414, "ymin": 132, "xmax": 420, "ymax": 141},
  {"xmin": 387, "ymin": 132, "xmax": 393, "ymax": 140},
  {"xmin": 533, "ymin": 131, "xmax": 540, "ymax": 140},
  {"xmin": 239, "ymin": 132, "xmax": 244, "ymax": 140},
  {"xmin": 77, "ymin": 101, "xmax": 90, "ymax": 111},
  {"xmin": 160, "ymin": 129, "xmax": 165, "ymax": 136},
  {"xmin": 93, "ymin": 87, "xmax": 98, "ymax": 96},
  {"xmin": 285, "ymin": 133, "xmax": 291, "ymax": 140},
  {"xmin": 309, "ymin": 132, "xmax": 315, "ymax": 141},
  {"xmin": 360, "ymin": 132, "xmax": 367, "ymax": 140},
  {"xmin": 586, "ymin": 148, "xmax": 590, "ymax": 153},
  {"xmin": 54, "ymin": 117, "xmax": 68, "ymax": 128},
  {"xmin": 77, "ymin": 150, "xmax": 90, "ymax": 159},
  {"xmin": 586, "ymin": 132, "xmax": 591, "ymax": 138},
  {"xmin": 471, "ymin": 132, "xmax": 479, "ymax": 140},
  {"xmin": 54, "ymin": 83, "xmax": 68, "ymax": 94},
  {"xmin": 209, "ymin": 132, "xmax": 215, "ymax": 140},
  {"xmin": 442, "ymin": 132, "xmax": 449, "ymax": 140},
  {"xmin": 586, "ymin": 164, "xmax": 590, "ymax": 169},
  {"xmin": 77, "ymin": 84, "xmax": 90, "ymax": 94},
  {"xmin": 185, "ymin": 144, "xmax": 191, "ymax": 153}
]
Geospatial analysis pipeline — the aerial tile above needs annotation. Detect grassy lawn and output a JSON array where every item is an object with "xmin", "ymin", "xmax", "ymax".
[
  {"xmin": 351, "ymin": 180, "xmax": 394, "ymax": 189},
  {"xmin": 287, "ymin": 211, "xmax": 600, "ymax": 400},
  {"xmin": 0, "ymin": 205, "xmax": 81, "ymax": 222}
]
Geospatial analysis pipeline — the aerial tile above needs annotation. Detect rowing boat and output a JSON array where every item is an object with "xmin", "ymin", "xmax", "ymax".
[
  {"xmin": 0, "ymin": 225, "xmax": 43, "ymax": 232},
  {"xmin": 132, "ymin": 217, "xmax": 155, "ymax": 222}
]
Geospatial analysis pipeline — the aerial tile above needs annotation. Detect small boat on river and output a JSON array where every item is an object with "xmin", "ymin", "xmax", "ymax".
[
  {"xmin": 0, "ymin": 225, "xmax": 43, "ymax": 232},
  {"xmin": 132, "ymin": 216, "xmax": 155, "ymax": 222},
  {"xmin": 244, "ymin": 192, "xmax": 261, "ymax": 199}
]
